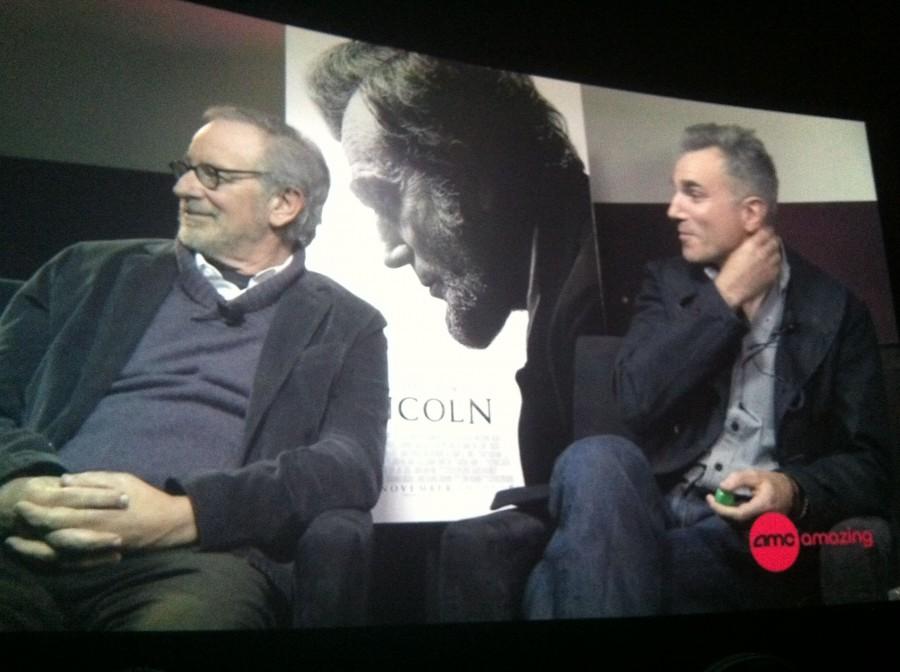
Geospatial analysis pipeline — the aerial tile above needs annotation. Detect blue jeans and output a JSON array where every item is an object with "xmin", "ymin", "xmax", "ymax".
[{"xmin": 523, "ymin": 435, "xmax": 815, "ymax": 618}]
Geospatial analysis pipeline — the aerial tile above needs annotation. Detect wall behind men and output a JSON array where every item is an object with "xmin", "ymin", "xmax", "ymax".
[
  {"xmin": 0, "ymin": 0, "xmax": 283, "ymax": 278},
  {"xmin": 0, "ymin": 0, "xmax": 283, "ymax": 172}
]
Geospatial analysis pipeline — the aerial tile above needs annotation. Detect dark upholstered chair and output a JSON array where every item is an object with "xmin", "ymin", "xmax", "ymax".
[
  {"xmin": 438, "ymin": 335, "xmax": 896, "ymax": 621},
  {"xmin": 292, "ymin": 508, "xmax": 373, "ymax": 627},
  {"xmin": 1, "ymin": 277, "xmax": 373, "ymax": 627}
]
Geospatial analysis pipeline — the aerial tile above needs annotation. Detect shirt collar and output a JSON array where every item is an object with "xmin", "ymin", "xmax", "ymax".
[{"xmin": 194, "ymin": 252, "xmax": 295, "ymax": 301}]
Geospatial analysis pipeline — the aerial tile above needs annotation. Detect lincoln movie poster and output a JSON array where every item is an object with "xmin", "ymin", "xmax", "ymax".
[{"xmin": 285, "ymin": 27, "xmax": 596, "ymax": 522}]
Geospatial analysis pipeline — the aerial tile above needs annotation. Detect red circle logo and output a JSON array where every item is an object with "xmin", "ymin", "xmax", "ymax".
[{"xmin": 749, "ymin": 512, "xmax": 799, "ymax": 572}]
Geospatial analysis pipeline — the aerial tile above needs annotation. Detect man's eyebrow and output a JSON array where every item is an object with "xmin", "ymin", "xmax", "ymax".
[{"xmin": 677, "ymin": 179, "xmax": 704, "ymax": 193}]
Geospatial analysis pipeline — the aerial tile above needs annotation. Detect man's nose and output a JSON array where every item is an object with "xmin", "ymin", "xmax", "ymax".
[
  {"xmin": 667, "ymin": 193, "xmax": 683, "ymax": 220},
  {"xmin": 384, "ymin": 242, "xmax": 414, "ymax": 268},
  {"xmin": 173, "ymin": 168, "xmax": 204, "ymax": 198}
]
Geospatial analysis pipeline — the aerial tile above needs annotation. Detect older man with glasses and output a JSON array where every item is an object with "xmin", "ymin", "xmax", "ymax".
[{"xmin": 0, "ymin": 106, "xmax": 388, "ymax": 630}]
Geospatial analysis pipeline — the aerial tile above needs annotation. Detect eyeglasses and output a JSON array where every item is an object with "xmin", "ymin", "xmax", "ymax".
[{"xmin": 169, "ymin": 159, "xmax": 268, "ymax": 190}]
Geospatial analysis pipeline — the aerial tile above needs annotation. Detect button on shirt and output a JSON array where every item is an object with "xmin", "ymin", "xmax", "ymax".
[{"xmin": 694, "ymin": 251, "xmax": 792, "ymax": 493}]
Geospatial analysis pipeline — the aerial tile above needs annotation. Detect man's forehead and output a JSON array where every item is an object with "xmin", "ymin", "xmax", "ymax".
[
  {"xmin": 187, "ymin": 119, "xmax": 268, "ymax": 165},
  {"xmin": 673, "ymin": 147, "xmax": 728, "ymax": 184},
  {"xmin": 340, "ymin": 92, "xmax": 396, "ymax": 177}
]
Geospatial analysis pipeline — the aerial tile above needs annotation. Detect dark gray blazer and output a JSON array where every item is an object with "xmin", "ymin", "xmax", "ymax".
[
  {"xmin": 0, "ymin": 239, "xmax": 388, "ymax": 563},
  {"xmin": 614, "ymin": 249, "xmax": 892, "ymax": 532}
]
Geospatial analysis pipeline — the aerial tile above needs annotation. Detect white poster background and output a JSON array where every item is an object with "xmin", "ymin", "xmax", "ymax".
[{"xmin": 285, "ymin": 27, "xmax": 589, "ymax": 522}]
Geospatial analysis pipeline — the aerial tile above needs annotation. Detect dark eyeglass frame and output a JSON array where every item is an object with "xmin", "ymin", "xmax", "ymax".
[{"xmin": 169, "ymin": 159, "xmax": 269, "ymax": 190}]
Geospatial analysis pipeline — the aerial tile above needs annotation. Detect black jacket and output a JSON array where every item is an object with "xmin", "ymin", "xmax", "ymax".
[
  {"xmin": 515, "ymin": 179, "xmax": 606, "ymax": 486},
  {"xmin": 614, "ymin": 250, "xmax": 892, "ymax": 531},
  {"xmin": 0, "ymin": 239, "xmax": 389, "ymax": 565}
]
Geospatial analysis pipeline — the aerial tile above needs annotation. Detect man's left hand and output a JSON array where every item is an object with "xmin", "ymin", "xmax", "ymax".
[
  {"xmin": 7, "ymin": 472, "xmax": 198, "ymax": 564},
  {"xmin": 706, "ymin": 469, "xmax": 795, "ymax": 522}
]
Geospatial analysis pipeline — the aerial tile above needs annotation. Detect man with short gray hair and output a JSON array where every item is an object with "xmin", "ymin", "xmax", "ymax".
[
  {"xmin": 0, "ymin": 106, "xmax": 388, "ymax": 629},
  {"xmin": 524, "ymin": 123, "xmax": 891, "ymax": 617}
]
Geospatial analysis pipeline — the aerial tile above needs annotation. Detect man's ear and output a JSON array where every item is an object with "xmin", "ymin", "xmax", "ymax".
[
  {"xmin": 740, "ymin": 196, "xmax": 768, "ymax": 233},
  {"xmin": 268, "ymin": 188, "xmax": 305, "ymax": 230}
]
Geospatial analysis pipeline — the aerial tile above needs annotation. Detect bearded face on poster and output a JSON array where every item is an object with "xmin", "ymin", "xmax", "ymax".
[
  {"xmin": 305, "ymin": 43, "xmax": 605, "ymax": 493},
  {"xmin": 307, "ymin": 42, "xmax": 598, "ymax": 350}
]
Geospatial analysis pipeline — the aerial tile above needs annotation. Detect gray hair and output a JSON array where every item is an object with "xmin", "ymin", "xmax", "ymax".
[
  {"xmin": 203, "ymin": 105, "xmax": 330, "ymax": 247},
  {"xmin": 306, "ymin": 42, "xmax": 584, "ymax": 190},
  {"xmin": 681, "ymin": 123, "xmax": 778, "ymax": 215}
]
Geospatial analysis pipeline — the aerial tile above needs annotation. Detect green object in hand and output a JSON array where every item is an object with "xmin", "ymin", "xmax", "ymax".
[{"xmin": 714, "ymin": 488, "xmax": 736, "ymax": 506}]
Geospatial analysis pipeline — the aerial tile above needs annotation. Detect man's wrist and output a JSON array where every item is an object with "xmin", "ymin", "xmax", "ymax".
[
  {"xmin": 787, "ymin": 476, "xmax": 809, "ymax": 521},
  {"xmin": 713, "ymin": 276, "xmax": 743, "ymax": 310},
  {"xmin": 163, "ymin": 495, "xmax": 199, "ymax": 547}
]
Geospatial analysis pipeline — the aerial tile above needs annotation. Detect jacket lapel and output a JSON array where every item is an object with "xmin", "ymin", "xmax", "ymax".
[
  {"xmin": 676, "ymin": 264, "xmax": 736, "ymax": 405},
  {"xmin": 773, "ymin": 252, "xmax": 844, "ymax": 423},
  {"xmin": 67, "ymin": 242, "xmax": 178, "ymax": 423},
  {"xmin": 243, "ymin": 273, "xmax": 333, "ymax": 447}
]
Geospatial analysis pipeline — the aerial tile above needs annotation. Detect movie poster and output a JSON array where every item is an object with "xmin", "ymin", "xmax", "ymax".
[{"xmin": 285, "ymin": 27, "xmax": 593, "ymax": 523}]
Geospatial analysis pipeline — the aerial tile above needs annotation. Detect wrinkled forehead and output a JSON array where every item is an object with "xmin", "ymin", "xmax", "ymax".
[{"xmin": 340, "ymin": 92, "xmax": 401, "ymax": 180}]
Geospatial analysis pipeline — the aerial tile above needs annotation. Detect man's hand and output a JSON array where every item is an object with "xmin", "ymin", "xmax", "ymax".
[
  {"xmin": 5, "ymin": 533, "xmax": 124, "ymax": 569},
  {"xmin": 706, "ymin": 469, "xmax": 796, "ymax": 523},
  {"xmin": 4, "ymin": 472, "xmax": 197, "ymax": 567},
  {"xmin": 714, "ymin": 226, "xmax": 781, "ymax": 321},
  {"xmin": 0, "ymin": 475, "xmax": 128, "ymax": 533},
  {"xmin": 1, "ymin": 474, "xmax": 130, "ymax": 568}
]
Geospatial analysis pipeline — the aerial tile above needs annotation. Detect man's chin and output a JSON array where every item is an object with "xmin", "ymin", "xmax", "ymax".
[
  {"xmin": 445, "ymin": 304, "xmax": 510, "ymax": 349},
  {"xmin": 177, "ymin": 227, "xmax": 216, "ymax": 258},
  {"xmin": 681, "ymin": 246, "xmax": 710, "ymax": 265}
]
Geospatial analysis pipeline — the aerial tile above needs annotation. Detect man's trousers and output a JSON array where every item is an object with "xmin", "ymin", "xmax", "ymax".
[
  {"xmin": 0, "ymin": 546, "xmax": 288, "ymax": 630},
  {"xmin": 523, "ymin": 435, "xmax": 817, "ymax": 618}
]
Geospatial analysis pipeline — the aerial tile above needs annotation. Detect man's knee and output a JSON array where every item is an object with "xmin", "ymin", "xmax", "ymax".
[
  {"xmin": 548, "ymin": 435, "xmax": 655, "ymax": 521},
  {"xmin": 123, "ymin": 590, "xmax": 276, "ymax": 631},
  {"xmin": 551, "ymin": 435, "xmax": 650, "ymax": 492},
  {"xmin": 101, "ymin": 551, "xmax": 285, "ymax": 631}
]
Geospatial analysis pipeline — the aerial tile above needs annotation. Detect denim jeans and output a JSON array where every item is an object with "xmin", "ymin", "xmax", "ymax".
[{"xmin": 523, "ymin": 435, "xmax": 815, "ymax": 618}]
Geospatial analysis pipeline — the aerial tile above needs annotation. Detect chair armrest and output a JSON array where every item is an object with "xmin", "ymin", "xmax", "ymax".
[
  {"xmin": 820, "ymin": 516, "xmax": 894, "ymax": 605},
  {"xmin": 491, "ymin": 484, "xmax": 550, "ymax": 515},
  {"xmin": 293, "ymin": 508, "xmax": 374, "ymax": 627},
  {"xmin": 438, "ymin": 509, "xmax": 551, "ymax": 622}
]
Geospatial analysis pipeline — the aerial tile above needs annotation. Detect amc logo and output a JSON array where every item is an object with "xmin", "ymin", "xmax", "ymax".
[
  {"xmin": 749, "ymin": 512, "xmax": 800, "ymax": 571},
  {"xmin": 753, "ymin": 533, "xmax": 797, "ymax": 547}
]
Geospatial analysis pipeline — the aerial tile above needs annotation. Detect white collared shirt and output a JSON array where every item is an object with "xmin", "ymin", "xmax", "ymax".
[{"xmin": 194, "ymin": 252, "xmax": 294, "ymax": 301}]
